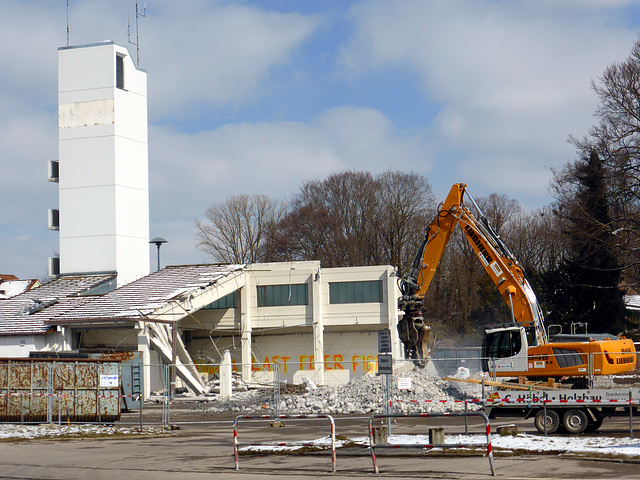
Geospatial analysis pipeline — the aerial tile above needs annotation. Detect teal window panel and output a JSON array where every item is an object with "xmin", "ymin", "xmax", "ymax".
[
  {"xmin": 257, "ymin": 284, "xmax": 308, "ymax": 307},
  {"xmin": 329, "ymin": 280, "xmax": 383, "ymax": 304},
  {"xmin": 203, "ymin": 291, "xmax": 237, "ymax": 310}
]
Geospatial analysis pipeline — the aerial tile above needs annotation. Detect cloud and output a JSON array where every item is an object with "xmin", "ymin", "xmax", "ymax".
[
  {"xmin": 340, "ymin": 0, "xmax": 639, "ymax": 201},
  {"xmin": 150, "ymin": 105, "xmax": 428, "ymax": 209},
  {"xmin": 143, "ymin": 2, "xmax": 321, "ymax": 119},
  {"xmin": 3, "ymin": 0, "xmax": 640, "ymax": 278},
  {"xmin": 148, "ymin": 106, "xmax": 430, "ymax": 266},
  {"xmin": 0, "ymin": 0, "xmax": 322, "ymax": 276}
]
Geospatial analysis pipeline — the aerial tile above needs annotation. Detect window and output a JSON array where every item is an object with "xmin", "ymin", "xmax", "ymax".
[
  {"xmin": 48, "ymin": 160, "xmax": 59, "ymax": 183},
  {"xmin": 116, "ymin": 55, "xmax": 125, "ymax": 89},
  {"xmin": 484, "ymin": 330, "xmax": 522, "ymax": 359},
  {"xmin": 48, "ymin": 209, "xmax": 59, "ymax": 231},
  {"xmin": 329, "ymin": 280, "xmax": 383, "ymax": 304},
  {"xmin": 552, "ymin": 348, "xmax": 585, "ymax": 368},
  {"xmin": 203, "ymin": 291, "xmax": 237, "ymax": 310},
  {"xmin": 79, "ymin": 277, "xmax": 117, "ymax": 296},
  {"xmin": 257, "ymin": 284, "xmax": 308, "ymax": 307}
]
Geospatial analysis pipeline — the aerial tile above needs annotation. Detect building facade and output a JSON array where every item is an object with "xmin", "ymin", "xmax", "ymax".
[{"xmin": 182, "ymin": 262, "xmax": 402, "ymax": 386}]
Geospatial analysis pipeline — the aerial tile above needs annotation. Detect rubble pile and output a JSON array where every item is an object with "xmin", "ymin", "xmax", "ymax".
[{"xmin": 202, "ymin": 368, "xmax": 479, "ymax": 415}]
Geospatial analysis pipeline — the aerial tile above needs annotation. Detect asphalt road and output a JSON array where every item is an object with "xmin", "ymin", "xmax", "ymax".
[{"xmin": 1, "ymin": 417, "xmax": 640, "ymax": 480}]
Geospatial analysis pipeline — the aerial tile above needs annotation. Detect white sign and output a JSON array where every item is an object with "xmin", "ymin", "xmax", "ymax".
[
  {"xmin": 378, "ymin": 329, "xmax": 392, "ymax": 353},
  {"xmin": 99, "ymin": 374, "xmax": 119, "ymax": 388},
  {"xmin": 397, "ymin": 377, "xmax": 412, "ymax": 391}
]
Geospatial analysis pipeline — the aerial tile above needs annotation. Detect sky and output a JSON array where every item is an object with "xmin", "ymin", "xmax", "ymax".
[{"xmin": 3, "ymin": 0, "xmax": 640, "ymax": 280}]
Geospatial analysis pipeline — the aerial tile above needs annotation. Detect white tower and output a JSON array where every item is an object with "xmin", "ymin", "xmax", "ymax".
[{"xmin": 53, "ymin": 42, "xmax": 150, "ymax": 286}]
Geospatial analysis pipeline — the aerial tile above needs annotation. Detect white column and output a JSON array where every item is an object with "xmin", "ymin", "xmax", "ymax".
[
  {"xmin": 137, "ymin": 322, "xmax": 151, "ymax": 400},
  {"xmin": 240, "ymin": 271, "xmax": 252, "ymax": 383},
  {"xmin": 312, "ymin": 269, "xmax": 325, "ymax": 385},
  {"xmin": 387, "ymin": 266, "xmax": 402, "ymax": 358},
  {"xmin": 220, "ymin": 350, "xmax": 233, "ymax": 398}
]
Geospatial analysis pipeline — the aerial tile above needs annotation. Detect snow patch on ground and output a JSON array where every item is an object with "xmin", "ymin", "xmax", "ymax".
[
  {"xmin": 241, "ymin": 433, "xmax": 640, "ymax": 457},
  {"xmin": 0, "ymin": 424, "xmax": 167, "ymax": 440}
]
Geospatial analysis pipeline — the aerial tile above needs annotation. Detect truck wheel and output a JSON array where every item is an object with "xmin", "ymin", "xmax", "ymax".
[
  {"xmin": 585, "ymin": 415, "xmax": 603, "ymax": 433},
  {"xmin": 534, "ymin": 409, "xmax": 560, "ymax": 434},
  {"xmin": 562, "ymin": 409, "xmax": 588, "ymax": 434}
]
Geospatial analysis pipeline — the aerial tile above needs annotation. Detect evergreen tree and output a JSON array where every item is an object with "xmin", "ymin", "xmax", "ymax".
[{"xmin": 545, "ymin": 152, "xmax": 628, "ymax": 334}]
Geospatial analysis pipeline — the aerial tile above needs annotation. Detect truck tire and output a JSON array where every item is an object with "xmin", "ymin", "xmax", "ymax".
[
  {"xmin": 562, "ymin": 409, "xmax": 588, "ymax": 434},
  {"xmin": 534, "ymin": 409, "xmax": 560, "ymax": 434},
  {"xmin": 585, "ymin": 415, "xmax": 603, "ymax": 433}
]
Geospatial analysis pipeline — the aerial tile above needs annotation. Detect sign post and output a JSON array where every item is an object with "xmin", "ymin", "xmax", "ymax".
[{"xmin": 378, "ymin": 329, "xmax": 393, "ymax": 433}]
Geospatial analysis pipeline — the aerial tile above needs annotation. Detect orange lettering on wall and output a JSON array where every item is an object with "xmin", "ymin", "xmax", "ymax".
[
  {"xmin": 333, "ymin": 354, "xmax": 344, "ymax": 370},
  {"xmin": 281, "ymin": 356, "xmax": 290, "ymax": 373},
  {"xmin": 365, "ymin": 355, "xmax": 376, "ymax": 371},
  {"xmin": 263, "ymin": 355, "xmax": 271, "ymax": 371},
  {"xmin": 324, "ymin": 354, "xmax": 333, "ymax": 370},
  {"xmin": 299, "ymin": 355, "xmax": 309, "ymax": 370},
  {"xmin": 352, "ymin": 355, "xmax": 362, "ymax": 372},
  {"xmin": 251, "ymin": 355, "xmax": 262, "ymax": 371},
  {"xmin": 202, "ymin": 352, "xmax": 378, "ymax": 374}
]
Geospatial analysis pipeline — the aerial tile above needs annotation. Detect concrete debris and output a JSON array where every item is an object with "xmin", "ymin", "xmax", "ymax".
[
  {"xmin": 301, "ymin": 376, "xmax": 318, "ymax": 391},
  {"xmin": 199, "ymin": 368, "xmax": 480, "ymax": 415}
]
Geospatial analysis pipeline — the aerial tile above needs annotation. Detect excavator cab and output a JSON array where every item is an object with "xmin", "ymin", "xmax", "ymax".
[{"xmin": 482, "ymin": 326, "xmax": 528, "ymax": 374}]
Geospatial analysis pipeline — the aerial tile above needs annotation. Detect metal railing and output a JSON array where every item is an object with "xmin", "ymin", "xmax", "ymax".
[
  {"xmin": 233, "ymin": 414, "xmax": 336, "ymax": 472},
  {"xmin": 367, "ymin": 412, "xmax": 495, "ymax": 476}
]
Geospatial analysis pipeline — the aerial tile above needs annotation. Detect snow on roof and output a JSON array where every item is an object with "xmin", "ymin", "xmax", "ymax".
[
  {"xmin": 0, "ymin": 279, "xmax": 39, "ymax": 299},
  {"xmin": 48, "ymin": 264, "xmax": 245, "ymax": 324},
  {"xmin": 625, "ymin": 295, "xmax": 640, "ymax": 311},
  {"xmin": 0, "ymin": 275, "xmax": 116, "ymax": 335},
  {"xmin": 0, "ymin": 265, "xmax": 245, "ymax": 335}
]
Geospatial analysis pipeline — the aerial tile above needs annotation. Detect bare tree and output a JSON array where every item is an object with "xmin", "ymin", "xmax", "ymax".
[
  {"xmin": 299, "ymin": 171, "xmax": 380, "ymax": 266},
  {"xmin": 477, "ymin": 193, "xmax": 522, "ymax": 237},
  {"xmin": 569, "ymin": 37, "xmax": 640, "ymax": 289},
  {"xmin": 260, "ymin": 203, "xmax": 343, "ymax": 265},
  {"xmin": 508, "ymin": 206, "xmax": 567, "ymax": 276},
  {"xmin": 195, "ymin": 195, "xmax": 284, "ymax": 263},
  {"xmin": 261, "ymin": 170, "xmax": 435, "ymax": 270},
  {"xmin": 374, "ymin": 171, "xmax": 435, "ymax": 275}
]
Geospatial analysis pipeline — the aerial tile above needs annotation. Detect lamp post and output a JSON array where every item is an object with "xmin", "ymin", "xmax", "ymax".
[{"xmin": 149, "ymin": 237, "xmax": 168, "ymax": 271}]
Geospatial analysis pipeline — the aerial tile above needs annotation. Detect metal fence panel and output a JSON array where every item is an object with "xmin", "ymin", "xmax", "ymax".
[{"xmin": 0, "ymin": 359, "xmax": 121, "ymax": 423}]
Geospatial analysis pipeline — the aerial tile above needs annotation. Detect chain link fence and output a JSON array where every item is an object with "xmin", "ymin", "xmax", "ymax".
[{"xmin": 4, "ymin": 349, "xmax": 640, "ymax": 426}]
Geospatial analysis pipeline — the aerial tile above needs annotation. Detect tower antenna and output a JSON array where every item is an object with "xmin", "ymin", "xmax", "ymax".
[
  {"xmin": 66, "ymin": 0, "xmax": 70, "ymax": 47},
  {"xmin": 128, "ymin": 0, "xmax": 146, "ymax": 66}
]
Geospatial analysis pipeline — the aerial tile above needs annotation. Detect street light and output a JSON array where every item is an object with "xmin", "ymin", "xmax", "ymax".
[{"xmin": 149, "ymin": 237, "xmax": 168, "ymax": 271}]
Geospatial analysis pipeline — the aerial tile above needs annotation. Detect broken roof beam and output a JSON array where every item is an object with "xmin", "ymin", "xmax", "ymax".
[
  {"xmin": 146, "ymin": 270, "xmax": 246, "ymax": 323},
  {"xmin": 148, "ymin": 328, "xmax": 205, "ymax": 395}
]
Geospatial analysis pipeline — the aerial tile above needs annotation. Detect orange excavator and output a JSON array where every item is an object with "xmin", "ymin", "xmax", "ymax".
[{"xmin": 397, "ymin": 183, "xmax": 636, "ymax": 383}]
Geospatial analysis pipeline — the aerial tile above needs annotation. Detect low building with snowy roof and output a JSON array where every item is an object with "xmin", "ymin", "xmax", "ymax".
[
  {"xmin": 625, "ymin": 295, "xmax": 640, "ymax": 326},
  {"xmin": 0, "ymin": 262, "xmax": 402, "ymax": 399},
  {"xmin": 0, "ymin": 274, "xmax": 113, "ymax": 357},
  {"xmin": 0, "ymin": 276, "xmax": 40, "ymax": 299}
]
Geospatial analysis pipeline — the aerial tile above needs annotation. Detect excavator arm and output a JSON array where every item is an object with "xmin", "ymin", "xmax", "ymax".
[{"xmin": 398, "ymin": 183, "xmax": 547, "ymax": 362}]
